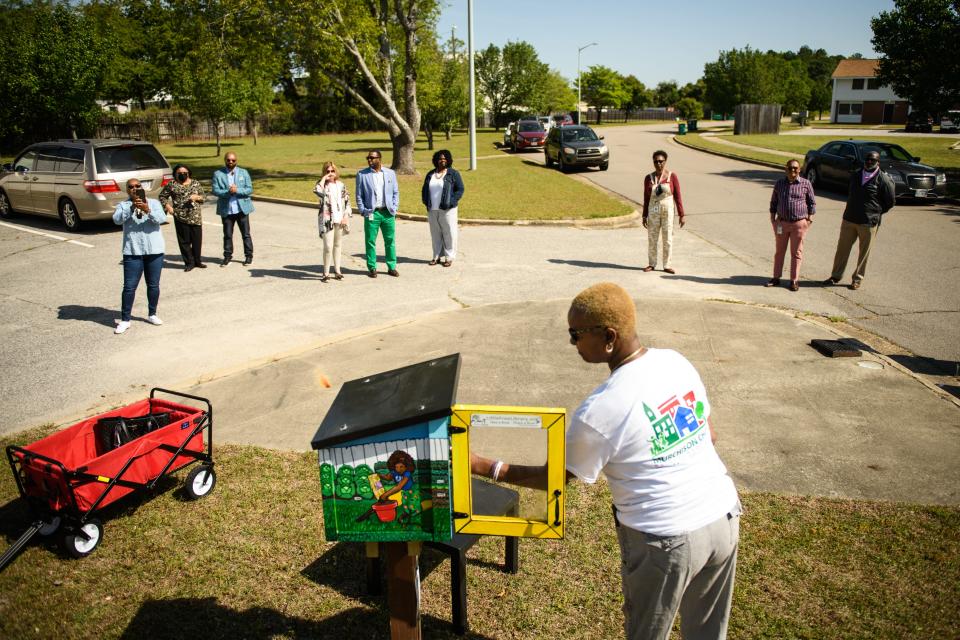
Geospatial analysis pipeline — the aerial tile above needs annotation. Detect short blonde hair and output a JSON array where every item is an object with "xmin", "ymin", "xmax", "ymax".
[
  {"xmin": 570, "ymin": 282, "xmax": 636, "ymax": 337},
  {"xmin": 322, "ymin": 161, "xmax": 339, "ymax": 179}
]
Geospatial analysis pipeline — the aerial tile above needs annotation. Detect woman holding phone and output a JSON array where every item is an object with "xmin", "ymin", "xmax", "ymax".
[
  {"xmin": 313, "ymin": 161, "xmax": 351, "ymax": 282},
  {"xmin": 112, "ymin": 178, "xmax": 166, "ymax": 334},
  {"xmin": 159, "ymin": 163, "xmax": 205, "ymax": 271}
]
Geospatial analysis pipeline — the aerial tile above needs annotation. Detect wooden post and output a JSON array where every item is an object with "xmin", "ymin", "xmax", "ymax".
[{"xmin": 384, "ymin": 541, "xmax": 422, "ymax": 640}]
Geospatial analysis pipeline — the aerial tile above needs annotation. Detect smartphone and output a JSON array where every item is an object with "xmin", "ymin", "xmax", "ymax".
[{"xmin": 135, "ymin": 187, "xmax": 146, "ymax": 201}]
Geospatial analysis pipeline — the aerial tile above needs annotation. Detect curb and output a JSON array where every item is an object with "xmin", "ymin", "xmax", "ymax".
[
  {"xmin": 672, "ymin": 135, "xmax": 786, "ymax": 170},
  {"xmin": 252, "ymin": 195, "xmax": 641, "ymax": 228}
]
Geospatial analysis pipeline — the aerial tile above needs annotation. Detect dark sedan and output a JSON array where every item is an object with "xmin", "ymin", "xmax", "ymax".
[{"xmin": 803, "ymin": 140, "xmax": 947, "ymax": 200}]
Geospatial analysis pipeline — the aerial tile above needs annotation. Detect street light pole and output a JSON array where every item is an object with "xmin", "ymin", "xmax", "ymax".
[
  {"xmin": 577, "ymin": 42, "xmax": 597, "ymax": 125},
  {"xmin": 468, "ymin": 0, "xmax": 477, "ymax": 170}
]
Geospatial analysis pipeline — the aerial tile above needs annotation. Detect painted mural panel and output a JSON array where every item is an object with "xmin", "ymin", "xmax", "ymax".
[{"xmin": 318, "ymin": 429, "xmax": 452, "ymax": 543}]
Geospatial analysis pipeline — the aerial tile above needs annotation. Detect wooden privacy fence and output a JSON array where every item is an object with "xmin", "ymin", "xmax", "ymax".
[{"xmin": 734, "ymin": 104, "xmax": 781, "ymax": 135}]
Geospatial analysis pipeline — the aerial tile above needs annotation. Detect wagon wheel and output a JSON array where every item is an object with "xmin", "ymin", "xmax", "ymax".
[
  {"xmin": 185, "ymin": 465, "xmax": 217, "ymax": 500},
  {"xmin": 38, "ymin": 515, "xmax": 62, "ymax": 536},
  {"xmin": 63, "ymin": 518, "xmax": 103, "ymax": 558}
]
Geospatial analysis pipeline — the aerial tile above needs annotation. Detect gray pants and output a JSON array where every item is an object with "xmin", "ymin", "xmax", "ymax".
[
  {"xmin": 616, "ymin": 508, "xmax": 740, "ymax": 640},
  {"xmin": 428, "ymin": 207, "xmax": 458, "ymax": 260}
]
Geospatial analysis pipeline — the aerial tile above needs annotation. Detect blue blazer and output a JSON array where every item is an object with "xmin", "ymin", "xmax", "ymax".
[
  {"xmin": 211, "ymin": 167, "xmax": 255, "ymax": 217},
  {"xmin": 355, "ymin": 167, "xmax": 400, "ymax": 217}
]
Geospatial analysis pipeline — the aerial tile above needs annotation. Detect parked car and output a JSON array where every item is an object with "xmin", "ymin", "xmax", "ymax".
[
  {"xmin": 0, "ymin": 139, "xmax": 172, "ymax": 231},
  {"xmin": 940, "ymin": 111, "xmax": 960, "ymax": 133},
  {"xmin": 537, "ymin": 116, "xmax": 553, "ymax": 134},
  {"xmin": 554, "ymin": 114, "xmax": 574, "ymax": 127},
  {"xmin": 503, "ymin": 123, "xmax": 515, "ymax": 148},
  {"xmin": 544, "ymin": 125, "xmax": 609, "ymax": 171},
  {"xmin": 904, "ymin": 112, "xmax": 934, "ymax": 133},
  {"xmin": 510, "ymin": 120, "xmax": 547, "ymax": 153},
  {"xmin": 803, "ymin": 139, "xmax": 946, "ymax": 200}
]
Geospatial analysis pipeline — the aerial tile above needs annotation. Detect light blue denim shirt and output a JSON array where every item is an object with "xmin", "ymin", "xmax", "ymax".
[{"xmin": 113, "ymin": 199, "xmax": 167, "ymax": 255}]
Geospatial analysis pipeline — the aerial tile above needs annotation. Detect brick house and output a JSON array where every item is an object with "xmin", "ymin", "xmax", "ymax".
[{"xmin": 830, "ymin": 59, "xmax": 909, "ymax": 125}]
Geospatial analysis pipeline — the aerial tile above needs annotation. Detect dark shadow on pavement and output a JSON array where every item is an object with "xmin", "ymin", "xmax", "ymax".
[
  {"xmin": 549, "ymin": 258, "xmax": 643, "ymax": 271},
  {"xmin": 0, "ymin": 215, "xmax": 117, "ymax": 237},
  {"xmin": 247, "ymin": 267, "xmax": 323, "ymax": 280},
  {"xmin": 348, "ymin": 253, "xmax": 432, "ymax": 266},
  {"xmin": 939, "ymin": 385, "xmax": 960, "ymax": 400},
  {"xmin": 57, "ymin": 304, "xmax": 120, "ymax": 328},
  {"xmin": 886, "ymin": 354, "xmax": 960, "ymax": 377},
  {"xmin": 664, "ymin": 274, "xmax": 776, "ymax": 287}
]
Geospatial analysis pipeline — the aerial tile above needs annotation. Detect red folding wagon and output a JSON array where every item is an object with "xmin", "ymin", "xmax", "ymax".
[{"xmin": 2, "ymin": 388, "xmax": 215, "ymax": 568}]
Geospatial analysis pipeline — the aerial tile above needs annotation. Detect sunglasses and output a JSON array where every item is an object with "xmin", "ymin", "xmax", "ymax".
[
  {"xmin": 653, "ymin": 159, "xmax": 666, "ymax": 164},
  {"xmin": 366, "ymin": 156, "xmax": 380, "ymax": 161},
  {"xmin": 568, "ymin": 325, "xmax": 605, "ymax": 342},
  {"xmin": 326, "ymin": 169, "xmax": 337, "ymax": 173},
  {"xmin": 225, "ymin": 158, "xmax": 237, "ymax": 164},
  {"xmin": 127, "ymin": 183, "xmax": 142, "ymax": 189},
  {"xmin": 787, "ymin": 166, "xmax": 800, "ymax": 171}
]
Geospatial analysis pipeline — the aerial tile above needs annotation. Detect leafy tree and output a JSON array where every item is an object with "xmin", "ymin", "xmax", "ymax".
[
  {"xmin": 419, "ymin": 41, "xmax": 468, "ymax": 148},
  {"xmin": 676, "ymin": 97, "xmax": 703, "ymax": 120},
  {"xmin": 284, "ymin": 0, "xmax": 440, "ymax": 174},
  {"xmin": 530, "ymin": 69, "xmax": 576, "ymax": 115},
  {"xmin": 704, "ymin": 47, "xmax": 789, "ymax": 113},
  {"xmin": 872, "ymin": 0, "xmax": 960, "ymax": 116},
  {"xmin": 0, "ymin": 2, "xmax": 108, "ymax": 150},
  {"xmin": 475, "ymin": 41, "xmax": 549, "ymax": 128},
  {"xmin": 578, "ymin": 65, "xmax": 628, "ymax": 123},
  {"xmin": 679, "ymin": 80, "xmax": 707, "ymax": 103},
  {"xmin": 653, "ymin": 81, "xmax": 680, "ymax": 108},
  {"xmin": 622, "ymin": 75, "xmax": 651, "ymax": 110}
]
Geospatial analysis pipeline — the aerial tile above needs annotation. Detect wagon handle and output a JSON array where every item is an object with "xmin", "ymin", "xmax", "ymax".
[{"xmin": 150, "ymin": 388, "xmax": 213, "ymax": 461}]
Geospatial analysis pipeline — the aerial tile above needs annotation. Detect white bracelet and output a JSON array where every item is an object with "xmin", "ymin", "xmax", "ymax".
[{"xmin": 491, "ymin": 460, "xmax": 504, "ymax": 482}]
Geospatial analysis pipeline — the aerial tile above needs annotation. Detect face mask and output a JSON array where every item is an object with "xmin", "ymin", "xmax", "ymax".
[{"xmin": 175, "ymin": 173, "xmax": 188, "ymax": 183}]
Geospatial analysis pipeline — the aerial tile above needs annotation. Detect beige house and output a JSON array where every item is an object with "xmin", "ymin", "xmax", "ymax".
[{"xmin": 830, "ymin": 59, "xmax": 909, "ymax": 125}]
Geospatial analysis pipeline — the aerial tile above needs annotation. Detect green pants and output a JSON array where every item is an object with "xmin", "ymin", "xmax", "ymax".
[{"xmin": 364, "ymin": 208, "xmax": 397, "ymax": 271}]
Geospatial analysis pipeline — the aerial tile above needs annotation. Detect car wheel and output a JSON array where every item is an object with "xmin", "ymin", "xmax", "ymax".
[
  {"xmin": 63, "ymin": 518, "xmax": 103, "ymax": 558},
  {"xmin": 0, "ymin": 189, "xmax": 12, "ymax": 219},
  {"xmin": 545, "ymin": 151, "xmax": 554, "ymax": 167},
  {"xmin": 59, "ymin": 198, "xmax": 81, "ymax": 232},
  {"xmin": 806, "ymin": 166, "xmax": 819, "ymax": 187},
  {"xmin": 558, "ymin": 155, "xmax": 570, "ymax": 173}
]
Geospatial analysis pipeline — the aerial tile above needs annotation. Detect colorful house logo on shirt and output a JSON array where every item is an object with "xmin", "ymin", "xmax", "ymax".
[{"xmin": 646, "ymin": 391, "xmax": 707, "ymax": 456}]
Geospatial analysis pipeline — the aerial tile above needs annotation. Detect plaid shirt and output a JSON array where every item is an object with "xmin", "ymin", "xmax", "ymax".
[{"xmin": 769, "ymin": 176, "xmax": 816, "ymax": 221}]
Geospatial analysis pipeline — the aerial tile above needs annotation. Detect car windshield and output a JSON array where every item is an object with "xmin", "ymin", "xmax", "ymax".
[
  {"xmin": 860, "ymin": 144, "xmax": 913, "ymax": 162},
  {"xmin": 561, "ymin": 128, "xmax": 599, "ymax": 142},
  {"xmin": 94, "ymin": 145, "xmax": 167, "ymax": 173},
  {"xmin": 518, "ymin": 122, "xmax": 543, "ymax": 132}
]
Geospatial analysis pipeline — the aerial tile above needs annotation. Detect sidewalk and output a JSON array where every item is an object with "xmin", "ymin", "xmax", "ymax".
[{"xmin": 184, "ymin": 297, "xmax": 960, "ymax": 505}]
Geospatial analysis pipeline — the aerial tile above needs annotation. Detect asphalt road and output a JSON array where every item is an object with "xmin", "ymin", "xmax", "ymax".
[{"xmin": 0, "ymin": 123, "xmax": 957, "ymax": 437}]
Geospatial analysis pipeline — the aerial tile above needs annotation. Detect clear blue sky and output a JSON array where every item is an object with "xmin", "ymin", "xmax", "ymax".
[{"xmin": 436, "ymin": 0, "xmax": 896, "ymax": 87}]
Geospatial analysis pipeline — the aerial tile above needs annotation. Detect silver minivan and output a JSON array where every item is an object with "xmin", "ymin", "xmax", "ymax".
[{"xmin": 0, "ymin": 139, "xmax": 172, "ymax": 231}]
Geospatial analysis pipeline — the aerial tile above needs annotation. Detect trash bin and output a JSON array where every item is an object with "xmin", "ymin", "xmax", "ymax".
[
  {"xmin": 677, "ymin": 122, "xmax": 687, "ymax": 135},
  {"xmin": 687, "ymin": 119, "xmax": 698, "ymax": 132}
]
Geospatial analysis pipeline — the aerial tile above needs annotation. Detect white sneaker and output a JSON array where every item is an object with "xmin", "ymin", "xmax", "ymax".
[
  {"xmin": 147, "ymin": 315, "xmax": 163, "ymax": 326},
  {"xmin": 114, "ymin": 320, "xmax": 131, "ymax": 334}
]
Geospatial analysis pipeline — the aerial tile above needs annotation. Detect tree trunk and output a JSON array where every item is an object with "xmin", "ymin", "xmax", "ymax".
[
  {"xmin": 391, "ymin": 128, "xmax": 417, "ymax": 174},
  {"xmin": 214, "ymin": 120, "xmax": 222, "ymax": 157},
  {"xmin": 444, "ymin": 127, "xmax": 452, "ymax": 140},
  {"xmin": 252, "ymin": 118, "xmax": 259, "ymax": 146},
  {"xmin": 425, "ymin": 123, "xmax": 434, "ymax": 150}
]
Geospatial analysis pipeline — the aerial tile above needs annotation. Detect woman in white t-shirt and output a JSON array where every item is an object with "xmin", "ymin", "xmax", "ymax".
[
  {"xmin": 420, "ymin": 149, "xmax": 464, "ymax": 267},
  {"xmin": 313, "ymin": 161, "xmax": 352, "ymax": 282},
  {"xmin": 471, "ymin": 282, "xmax": 741, "ymax": 640}
]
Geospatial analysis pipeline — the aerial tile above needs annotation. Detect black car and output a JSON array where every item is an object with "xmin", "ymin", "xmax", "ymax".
[
  {"xmin": 905, "ymin": 112, "xmax": 934, "ymax": 133},
  {"xmin": 803, "ymin": 140, "xmax": 946, "ymax": 200}
]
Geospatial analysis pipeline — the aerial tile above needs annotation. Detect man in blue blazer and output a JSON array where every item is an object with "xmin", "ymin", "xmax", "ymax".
[
  {"xmin": 211, "ymin": 152, "xmax": 255, "ymax": 266},
  {"xmin": 355, "ymin": 150, "xmax": 400, "ymax": 277}
]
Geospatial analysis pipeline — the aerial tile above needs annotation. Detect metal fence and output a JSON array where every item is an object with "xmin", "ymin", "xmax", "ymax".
[
  {"xmin": 583, "ymin": 108, "xmax": 677, "ymax": 124},
  {"xmin": 95, "ymin": 113, "xmax": 286, "ymax": 143}
]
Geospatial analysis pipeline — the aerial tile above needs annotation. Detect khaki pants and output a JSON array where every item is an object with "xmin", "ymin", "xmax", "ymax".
[
  {"xmin": 322, "ymin": 225, "xmax": 345, "ymax": 276},
  {"xmin": 830, "ymin": 219, "xmax": 878, "ymax": 284},
  {"xmin": 647, "ymin": 205, "xmax": 675, "ymax": 269}
]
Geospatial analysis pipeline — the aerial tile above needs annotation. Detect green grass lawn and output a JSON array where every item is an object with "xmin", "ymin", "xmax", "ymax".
[
  {"xmin": 2, "ymin": 425, "xmax": 958, "ymax": 639},
  {"xmin": 157, "ymin": 131, "xmax": 632, "ymax": 221},
  {"xmin": 679, "ymin": 133, "xmax": 795, "ymax": 166}
]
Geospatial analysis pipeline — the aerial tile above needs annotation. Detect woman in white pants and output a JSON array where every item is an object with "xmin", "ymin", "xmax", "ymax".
[
  {"xmin": 420, "ymin": 149, "xmax": 465, "ymax": 267},
  {"xmin": 314, "ymin": 161, "xmax": 351, "ymax": 282}
]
